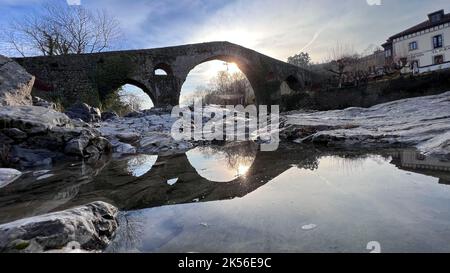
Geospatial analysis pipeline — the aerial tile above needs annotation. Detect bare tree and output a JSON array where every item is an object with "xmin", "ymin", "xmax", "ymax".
[
  {"xmin": 392, "ymin": 43, "xmax": 411, "ymax": 73},
  {"xmin": 119, "ymin": 92, "xmax": 142, "ymax": 112},
  {"xmin": 6, "ymin": 2, "xmax": 121, "ymax": 56},
  {"xmin": 203, "ymin": 70, "xmax": 254, "ymax": 105},
  {"xmin": 179, "ymin": 86, "xmax": 210, "ymax": 107},
  {"xmin": 324, "ymin": 43, "xmax": 361, "ymax": 88}
]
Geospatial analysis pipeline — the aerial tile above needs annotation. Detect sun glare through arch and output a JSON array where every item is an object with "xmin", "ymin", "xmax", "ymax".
[{"xmin": 179, "ymin": 60, "xmax": 255, "ymax": 107}]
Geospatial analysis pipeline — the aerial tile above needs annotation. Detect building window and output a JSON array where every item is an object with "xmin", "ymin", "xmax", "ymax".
[
  {"xmin": 416, "ymin": 154, "xmax": 426, "ymax": 161},
  {"xmin": 409, "ymin": 41, "xmax": 418, "ymax": 51},
  {"xmin": 430, "ymin": 13, "xmax": 442, "ymax": 23},
  {"xmin": 385, "ymin": 49, "xmax": 392, "ymax": 58},
  {"xmin": 433, "ymin": 35, "xmax": 443, "ymax": 48},
  {"xmin": 434, "ymin": 55, "xmax": 444, "ymax": 65}
]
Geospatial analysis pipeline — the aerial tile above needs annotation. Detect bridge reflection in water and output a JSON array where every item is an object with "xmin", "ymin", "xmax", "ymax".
[{"xmin": 0, "ymin": 143, "xmax": 450, "ymax": 225}]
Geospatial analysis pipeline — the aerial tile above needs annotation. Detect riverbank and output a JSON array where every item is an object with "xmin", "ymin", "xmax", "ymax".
[
  {"xmin": 281, "ymin": 91, "xmax": 450, "ymax": 161},
  {"xmin": 1, "ymin": 90, "xmax": 450, "ymax": 252}
]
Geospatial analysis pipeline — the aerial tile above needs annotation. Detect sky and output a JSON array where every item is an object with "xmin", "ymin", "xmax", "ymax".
[
  {"xmin": 1, "ymin": 0, "xmax": 449, "ymax": 104},
  {"xmin": 2, "ymin": 0, "xmax": 449, "ymax": 61}
]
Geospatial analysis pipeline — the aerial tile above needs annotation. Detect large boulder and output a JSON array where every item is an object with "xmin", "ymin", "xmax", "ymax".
[
  {"xmin": 9, "ymin": 147, "xmax": 58, "ymax": 168},
  {"xmin": 116, "ymin": 132, "xmax": 141, "ymax": 144},
  {"xmin": 0, "ymin": 105, "xmax": 73, "ymax": 134},
  {"xmin": 65, "ymin": 103, "xmax": 102, "ymax": 123},
  {"xmin": 0, "ymin": 106, "xmax": 111, "ymax": 168},
  {"xmin": 32, "ymin": 96, "xmax": 57, "ymax": 110},
  {"xmin": 0, "ymin": 55, "xmax": 34, "ymax": 106},
  {"xmin": 124, "ymin": 110, "xmax": 145, "ymax": 118},
  {"xmin": 111, "ymin": 140, "xmax": 137, "ymax": 155},
  {"xmin": 0, "ymin": 201, "xmax": 118, "ymax": 253},
  {"xmin": 101, "ymin": 111, "xmax": 119, "ymax": 121}
]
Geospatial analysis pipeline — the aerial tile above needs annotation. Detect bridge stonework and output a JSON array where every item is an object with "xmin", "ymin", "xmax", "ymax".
[{"xmin": 14, "ymin": 41, "xmax": 320, "ymax": 108}]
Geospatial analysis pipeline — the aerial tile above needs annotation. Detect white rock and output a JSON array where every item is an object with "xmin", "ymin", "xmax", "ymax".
[
  {"xmin": 113, "ymin": 142, "xmax": 136, "ymax": 154},
  {"xmin": 167, "ymin": 178, "xmax": 178, "ymax": 186},
  {"xmin": 140, "ymin": 133, "xmax": 172, "ymax": 147},
  {"xmin": 97, "ymin": 107, "xmax": 200, "ymax": 155},
  {"xmin": 0, "ymin": 55, "xmax": 34, "ymax": 106},
  {"xmin": 0, "ymin": 106, "xmax": 73, "ymax": 134},
  {"xmin": 33, "ymin": 170, "xmax": 50, "ymax": 177},
  {"xmin": 0, "ymin": 201, "xmax": 118, "ymax": 253},
  {"xmin": 301, "ymin": 224, "xmax": 317, "ymax": 231},
  {"xmin": 36, "ymin": 174, "xmax": 54, "ymax": 181},
  {"xmin": 116, "ymin": 132, "xmax": 140, "ymax": 143},
  {"xmin": 0, "ymin": 168, "xmax": 22, "ymax": 188},
  {"xmin": 284, "ymin": 92, "xmax": 450, "ymax": 160}
]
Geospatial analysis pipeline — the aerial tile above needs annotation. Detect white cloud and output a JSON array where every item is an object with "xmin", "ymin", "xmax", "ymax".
[
  {"xmin": 186, "ymin": 0, "xmax": 344, "ymax": 61},
  {"xmin": 181, "ymin": 0, "xmax": 450, "ymax": 62},
  {"xmin": 366, "ymin": 0, "xmax": 382, "ymax": 6},
  {"xmin": 0, "ymin": 0, "xmax": 42, "ymax": 5},
  {"xmin": 3, "ymin": 0, "xmax": 449, "ymax": 63},
  {"xmin": 66, "ymin": 0, "xmax": 81, "ymax": 5}
]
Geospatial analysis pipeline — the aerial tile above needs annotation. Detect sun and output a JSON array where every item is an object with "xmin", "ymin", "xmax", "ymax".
[
  {"xmin": 226, "ymin": 62, "xmax": 240, "ymax": 74},
  {"xmin": 237, "ymin": 164, "xmax": 250, "ymax": 176},
  {"xmin": 207, "ymin": 61, "xmax": 241, "ymax": 77}
]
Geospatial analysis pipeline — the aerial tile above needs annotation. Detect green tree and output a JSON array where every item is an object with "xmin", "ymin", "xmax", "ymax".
[
  {"xmin": 101, "ymin": 87, "xmax": 132, "ymax": 116},
  {"xmin": 287, "ymin": 52, "xmax": 311, "ymax": 68}
]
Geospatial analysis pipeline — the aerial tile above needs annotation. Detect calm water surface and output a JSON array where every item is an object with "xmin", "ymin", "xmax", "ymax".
[{"xmin": 1, "ymin": 142, "xmax": 450, "ymax": 253}]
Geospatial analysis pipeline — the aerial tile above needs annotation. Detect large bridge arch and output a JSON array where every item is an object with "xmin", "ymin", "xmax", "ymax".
[{"xmin": 177, "ymin": 54, "xmax": 258, "ymax": 105}]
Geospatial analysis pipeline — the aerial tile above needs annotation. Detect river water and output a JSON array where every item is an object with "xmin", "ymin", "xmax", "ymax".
[{"xmin": 1, "ymin": 142, "xmax": 450, "ymax": 253}]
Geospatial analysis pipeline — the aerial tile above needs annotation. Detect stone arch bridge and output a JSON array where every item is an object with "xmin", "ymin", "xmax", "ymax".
[{"xmin": 14, "ymin": 41, "xmax": 320, "ymax": 108}]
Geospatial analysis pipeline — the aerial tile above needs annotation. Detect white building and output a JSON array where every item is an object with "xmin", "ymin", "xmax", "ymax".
[{"xmin": 383, "ymin": 10, "xmax": 450, "ymax": 74}]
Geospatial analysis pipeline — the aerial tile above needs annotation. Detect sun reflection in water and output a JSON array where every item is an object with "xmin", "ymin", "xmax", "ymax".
[
  {"xmin": 237, "ymin": 164, "xmax": 251, "ymax": 177},
  {"xmin": 186, "ymin": 143, "xmax": 257, "ymax": 182}
]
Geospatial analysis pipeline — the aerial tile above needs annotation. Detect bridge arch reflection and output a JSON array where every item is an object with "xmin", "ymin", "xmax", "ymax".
[
  {"xmin": 186, "ymin": 142, "xmax": 258, "ymax": 182},
  {"xmin": 2, "ymin": 143, "xmax": 450, "ymax": 226}
]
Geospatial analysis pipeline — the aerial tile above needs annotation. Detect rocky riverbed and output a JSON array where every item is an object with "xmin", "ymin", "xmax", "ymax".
[
  {"xmin": 281, "ymin": 91, "xmax": 450, "ymax": 161},
  {"xmin": 96, "ymin": 108, "xmax": 193, "ymax": 156},
  {"xmin": 2, "ymin": 54, "xmax": 450, "ymax": 253}
]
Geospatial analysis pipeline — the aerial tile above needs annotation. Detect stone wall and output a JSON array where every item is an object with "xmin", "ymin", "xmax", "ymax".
[
  {"xmin": 281, "ymin": 69, "xmax": 450, "ymax": 111},
  {"xmin": 13, "ymin": 42, "xmax": 317, "ymax": 109}
]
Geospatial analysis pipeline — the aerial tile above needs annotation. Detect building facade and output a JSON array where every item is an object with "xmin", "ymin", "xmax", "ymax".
[
  {"xmin": 383, "ymin": 10, "xmax": 450, "ymax": 74},
  {"xmin": 357, "ymin": 49, "xmax": 386, "ymax": 75}
]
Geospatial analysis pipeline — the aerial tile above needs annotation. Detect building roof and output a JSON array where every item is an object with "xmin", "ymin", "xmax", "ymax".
[
  {"xmin": 381, "ymin": 41, "xmax": 392, "ymax": 48},
  {"xmin": 389, "ymin": 10, "xmax": 450, "ymax": 40}
]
